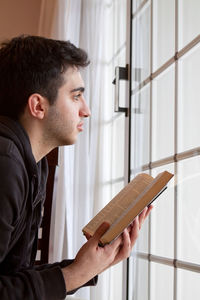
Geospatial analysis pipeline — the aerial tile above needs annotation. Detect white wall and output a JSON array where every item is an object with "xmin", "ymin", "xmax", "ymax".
[{"xmin": 0, "ymin": 0, "xmax": 42, "ymax": 40}]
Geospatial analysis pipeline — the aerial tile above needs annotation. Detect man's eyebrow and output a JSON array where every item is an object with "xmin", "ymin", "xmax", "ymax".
[{"xmin": 70, "ymin": 87, "xmax": 85, "ymax": 93}]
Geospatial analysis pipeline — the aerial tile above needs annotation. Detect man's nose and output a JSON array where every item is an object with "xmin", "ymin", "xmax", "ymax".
[{"xmin": 80, "ymin": 99, "xmax": 91, "ymax": 118}]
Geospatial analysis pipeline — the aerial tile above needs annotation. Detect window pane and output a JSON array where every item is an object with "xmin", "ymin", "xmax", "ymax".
[
  {"xmin": 152, "ymin": 65, "xmax": 175, "ymax": 161},
  {"xmin": 178, "ymin": 0, "xmax": 200, "ymax": 49},
  {"xmin": 112, "ymin": 180, "xmax": 125, "ymax": 198},
  {"xmin": 109, "ymin": 262, "xmax": 124, "ymax": 300},
  {"xmin": 151, "ymin": 164, "xmax": 175, "ymax": 258},
  {"xmin": 113, "ymin": 0, "xmax": 127, "ymax": 53},
  {"xmin": 150, "ymin": 262, "xmax": 174, "ymax": 300},
  {"xmin": 153, "ymin": 0, "xmax": 175, "ymax": 70},
  {"xmin": 112, "ymin": 115, "xmax": 125, "ymax": 180},
  {"xmin": 100, "ymin": 122, "xmax": 113, "ymax": 182},
  {"xmin": 136, "ymin": 213, "xmax": 149, "ymax": 253},
  {"xmin": 132, "ymin": 0, "xmax": 146, "ymax": 14},
  {"xmin": 177, "ymin": 268, "xmax": 200, "ymax": 300},
  {"xmin": 113, "ymin": 0, "xmax": 127, "ymax": 108},
  {"xmin": 132, "ymin": 2, "xmax": 151, "ymax": 88},
  {"xmin": 129, "ymin": 257, "xmax": 149, "ymax": 300},
  {"xmin": 177, "ymin": 156, "xmax": 200, "ymax": 264},
  {"xmin": 178, "ymin": 44, "xmax": 200, "ymax": 152},
  {"xmin": 131, "ymin": 84, "xmax": 150, "ymax": 172}
]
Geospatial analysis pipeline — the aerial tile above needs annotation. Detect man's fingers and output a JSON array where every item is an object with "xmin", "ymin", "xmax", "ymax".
[
  {"xmin": 138, "ymin": 207, "xmax": 147, "ymax": 228},
  {"xmin": 129, "ymin": 217, "xmax": 139, "ymax": 246},
  {"xmin": 146, "ymin": 205, "xmax": 153, "ymax": 217},
  {"xmin": 138, "ymin": 205, "xmax": 153, "ymax": 228},
  {"xmin": 122, "ymin": 229, "xmax": 131, "ymax": 249}
]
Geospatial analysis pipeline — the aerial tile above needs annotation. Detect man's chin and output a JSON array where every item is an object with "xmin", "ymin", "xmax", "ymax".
[{"xmin": 62, "ymin": 136, "xmax": 78, "ymax": 146}]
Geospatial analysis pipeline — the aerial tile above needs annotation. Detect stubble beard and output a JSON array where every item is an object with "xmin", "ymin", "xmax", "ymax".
[{"xmin": 43, "ymin": 108, "xmax": 78, "ymax": 148}]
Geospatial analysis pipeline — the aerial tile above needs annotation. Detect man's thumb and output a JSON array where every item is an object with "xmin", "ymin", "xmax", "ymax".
[{"xmin": 92, "ymin": 222, "xmax": 110, "ymax": 242}]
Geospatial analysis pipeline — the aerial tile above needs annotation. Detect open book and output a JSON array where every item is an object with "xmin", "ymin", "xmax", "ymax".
[{"xmin": 82, "ymin": 171, "xmax": 173, "ymax": 246}]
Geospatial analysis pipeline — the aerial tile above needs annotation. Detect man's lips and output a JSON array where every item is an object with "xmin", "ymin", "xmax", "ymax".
[{"xmin": 77, "ymin": 121, "xmax": 84, "ymax": 131}]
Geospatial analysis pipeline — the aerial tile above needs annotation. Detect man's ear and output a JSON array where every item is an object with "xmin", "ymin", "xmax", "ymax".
[{"xmin": 27, "ymin": 94, "xmax": 48, "ymax": 119}]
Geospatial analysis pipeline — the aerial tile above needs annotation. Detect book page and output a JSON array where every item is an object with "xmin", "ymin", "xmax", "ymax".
[
  {"xmin": 83, "ymin": 173, "xmax": 154, "ymax": 236},
  {"xmin": 99, "ymin": 171, "xmax": 173, "ymax": 245}
]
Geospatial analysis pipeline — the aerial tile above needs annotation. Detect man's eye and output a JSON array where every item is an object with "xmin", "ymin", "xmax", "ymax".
[{"xmin": 74, "ymin": 94, "xmax": 81, "ymax": 101}]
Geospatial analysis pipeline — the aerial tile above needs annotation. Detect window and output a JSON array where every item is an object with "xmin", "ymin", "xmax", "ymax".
[{"xmin": 128, "ymin": 1, "xmax": 200, "ymax": 299}]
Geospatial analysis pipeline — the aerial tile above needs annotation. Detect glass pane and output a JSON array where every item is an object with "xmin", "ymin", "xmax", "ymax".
[
  {"xmin": 136, "ymin": 216, "xmax": 149, "ymax": 253},
  {"xmin": 178, "ymin": 0, "xmax": 200, "ymax": 50},
  {"xmin": 111, "ymin": 180, "xmax": 125, "ymax": 198},
  {"xmin": 152, "ymin": 65, "xmax": 175, "ymax": 161},
  {"xmin": 178, "ymin": 44, "xmax": 200, "ymax": 153},
  {"xmin": 132, "ymin": 0, "xmax": 146, "ymax": 14},
  {"xmin": 132, "ymin": 1, "xmax": 151, "ymax": 88},
  {"xmin": 94, "ymin": 182, "xmax": 112, "ymax": 214},
  {"xmin": 129, "ymin": 257, "xmax": 149, "ymax": 300},
  {"xmin": 177, "ymin": 156, "xmax": 200, "ymax": 264},
  {"xmin": 153, "ymin": 0, "xmax": 175, "ymax": 70},
  {"xmin": 131, "ymin": 84, "xmax": 150, "ymax": 173},
  {"xmin": 151, "ymin": 164, "xmax": 175, "ymax": 258},
  {"xmin": 113, "ymin": 0, "xmax": 127, "ymax": 52},
  {"xmin": 109, "ymin": 262, "xmax": 124, "ymax": 300},
  {"xmin": 177, "ymin": 268, "xmax": 200, "ymax": 300},
  {"xmin": 100, "ymin": 121, "xmax": 113, "ymax": 181},
  {"xmin": 113, "ymin": 0, "xmax": 127, "ymax": 108},
  {"xmin": 112, "ymin": 114, "xmax": 125, "ymax": 180},
  {"xmin": 150, "ymin": 262, "xmax": 174, "ymax": 300}
]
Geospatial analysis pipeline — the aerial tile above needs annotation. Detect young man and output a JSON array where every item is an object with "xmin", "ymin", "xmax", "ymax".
[{"xmin": 0, "ymin": 35, "xmax": 152, "ymax": 299}]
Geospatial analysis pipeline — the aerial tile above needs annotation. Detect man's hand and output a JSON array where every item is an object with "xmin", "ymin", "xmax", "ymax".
[
  {"xmin": 62, "ymin": 222, "xmax": 120, "ymax": 292},
  {"xmin": 62, "ymin": 205, "xmax": 152, "ymax": 292},
  {"xmin": 108, "ymin": 205, "xmax": 153, "ymax": 267}
]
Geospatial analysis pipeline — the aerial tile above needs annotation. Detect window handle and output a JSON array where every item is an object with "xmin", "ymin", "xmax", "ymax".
[{"xmin": 112, "ymin": 65, "xmax": 129, "ymax": 116}]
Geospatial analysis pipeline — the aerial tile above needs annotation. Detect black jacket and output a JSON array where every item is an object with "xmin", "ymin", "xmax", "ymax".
[{"xmin": 0, "ymin": 116, "xmax": 96, "ymax": 299}]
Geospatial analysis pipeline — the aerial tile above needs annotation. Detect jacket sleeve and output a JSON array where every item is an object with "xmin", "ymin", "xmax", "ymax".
[
  {"xmin": 0, "ymin": 267, "xmax": 67, "ymax": 300},
  {"xmin": 0, "ymin": 260, "xmax": 97, "ymax": 300},
  {"xmin": 0, "ymin": 154, "xmax": 97, "ymax": 299},
  {"xmin": 35, "ymin": 259, "xmax": 98, "ymax": 296}
]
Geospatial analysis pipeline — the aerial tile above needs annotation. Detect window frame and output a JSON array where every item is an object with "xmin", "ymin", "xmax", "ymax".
[{"xmin": 128, "ymin": 0, "xmax": 200, "ymax": 299}]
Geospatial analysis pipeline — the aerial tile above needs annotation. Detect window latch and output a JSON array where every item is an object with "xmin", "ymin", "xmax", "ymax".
[{"xmin": 112, "ymin": 65, "xmax": 129, "ymax": 116}]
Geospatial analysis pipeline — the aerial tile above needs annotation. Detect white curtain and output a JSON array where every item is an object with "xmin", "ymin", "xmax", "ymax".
[{"xmin": 38, "ymin": 1, "xmax": 120, "ymax": 299}]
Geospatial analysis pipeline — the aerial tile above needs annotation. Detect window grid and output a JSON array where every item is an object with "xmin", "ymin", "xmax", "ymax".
[
  {"xmin": 129, "ymin": 0, "xmax": 200, "ymax": 299},
  {"xmin": 131, "ymin": 34, "xmax": 200, "ymax": 98},
  {"xmin": 137, "ymin": 253, "xmax": 200, "ymax": 274}
]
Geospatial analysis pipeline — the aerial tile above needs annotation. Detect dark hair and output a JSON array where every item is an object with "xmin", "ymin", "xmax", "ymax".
[{"xmin": 0, "ymin": 35, "xmax": 89, "ymax": 119}]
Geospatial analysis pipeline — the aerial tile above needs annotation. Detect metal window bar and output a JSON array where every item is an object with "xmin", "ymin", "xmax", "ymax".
[
  {"xmin": 136, "ymin": 253, "xmax": 200, "ymax": 274},
  {"xmin": 130, "ymin": 147, "xmax": 200, "ymax": 174},
  {"xmin": 148, "ymin": 0, "xmax": 153, "ymax": 299},
  {"xmin": 174, "ymin": 1, "xmax": 179, "ymax": 298}
]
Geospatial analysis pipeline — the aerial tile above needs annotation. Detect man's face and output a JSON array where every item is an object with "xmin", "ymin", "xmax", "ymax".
[{"xmin": 44, "ymin": 67, "xmax": 91, "ymax": 146}]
